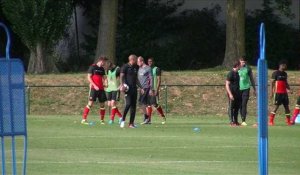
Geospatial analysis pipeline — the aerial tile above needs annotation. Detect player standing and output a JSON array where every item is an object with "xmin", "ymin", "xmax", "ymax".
[
  {"xmin": 225, "ymin": 61, "xmax": 241, "ymax": 126},
  {"xmin": 238, "ymin": 57, "xmax": 256, "ymax": 126},
  {"xmin": 81, "ymin": 56, "xmax": 108, "ymax": 125},
  {"xmin": 269, "ymin": 60, "xmax": 292, "ymax": 126},
  {"xmin": 291, "ymin": 79, "xmax": 300, "ymax": 125},
  {"xmin": 105, "ymin": 61, "xmax": 123, "ymax": 125},
  {"xmin": 137, "ymin": 56, "xmax": 153, "ymax": 125},
  {"xmin": 146, "ymin": 57, "xmax": 166, "ymax": 124},
  {"xmin": 119, "ymin": 54, "xmax": 142, "ymax": 128}
]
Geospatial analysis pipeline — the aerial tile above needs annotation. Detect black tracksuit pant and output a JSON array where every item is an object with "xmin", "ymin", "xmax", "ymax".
[
  {"xmin": 240, "ymin": 88, "xmax": 250, "ymax": 122},
  {"xmin": 228, "ymin": 91, "xmax": 241, "ymax": 124},
  {"xmin": 122, "ymin": 87, "xmax": 137, "ymax": 124}
]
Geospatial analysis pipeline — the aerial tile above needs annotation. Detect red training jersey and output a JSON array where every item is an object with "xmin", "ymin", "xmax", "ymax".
[
  {"xmin": 88, "ymin": 64, "xmax": 106, "ymax": 90},
  {"xmin": 271, "ymin": 70, "xmax": 288, "ymax": 94}
]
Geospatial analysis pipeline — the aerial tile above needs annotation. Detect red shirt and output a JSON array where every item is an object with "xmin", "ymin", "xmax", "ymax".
[
  {"xmin": 88, "ymin": 64, "xmax": 105, "ymax": 90},
  {"xmin": 271, "ymin": 70, "xmax": 288, "ymax": 94}
]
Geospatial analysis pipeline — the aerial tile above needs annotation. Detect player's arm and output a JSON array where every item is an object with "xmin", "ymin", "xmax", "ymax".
[
  {"xmin": 116, "ymin": 67, "xmax": 120, "ymax": 80},
  {"xmin": 286, "ymin": 76, "xmax": 292, "ymax": 93},
  {"xmin": 155, "ymin": 68, "xmax": 162, "ymax": 96},
  {"xmin": 102, "ymin": 75, "xmax": 108, "ymax": 88},
  {"xmin": 248, "ymin": 67, "xmax": 256, "ymax": 95},
  {"xmin": 270, "ymin": 71, "xmax": 276, "ymax": 98},
  {"xmin": 148, "ymin": 68, "xmax": 154, "ymax": 95},
  {"xmin": 225, "ymin": 80, "xmax": 234, "ymax": 100},
  {"xmin": 87, "ymin": 66, "xmax": 99, "ymax": 90},
  {"xmin": 87, "ymin": 73, "xmax": 99, "ymax": 90},
  {"xmin": 119, "ymin": 65, "xmax": 126, "ymax": 86},
  {"xmin": 270, "ymin": 79, "xmax": 275, "ymax": 98},
  {"xmin": 137, "ymin": 78, "xmax": 143, "ymax": 89}
]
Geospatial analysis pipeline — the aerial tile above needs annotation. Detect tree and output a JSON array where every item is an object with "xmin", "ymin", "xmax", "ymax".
[
  {"xmin": 2, "ymin": 0, "xmax": 73, "ymax": 73},
  {"xmin": 95, "ymin": 0, "xmax": 118, "ymax": 63},
  {"xmin": 245, "ymin": 0, "xmax": 299, "ymax": 69},
  {"xmin": 223, "ymin": 0, "xmax": 295, "ymax": 68},
  {"xmin": 223, "ymin": 0, "xmax": 245, "ymax": 68}
]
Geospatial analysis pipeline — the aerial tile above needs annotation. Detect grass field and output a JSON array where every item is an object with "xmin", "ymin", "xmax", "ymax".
[{"xmin": 4, "ymin": 114, "xmax": 299, "ymax": 175}]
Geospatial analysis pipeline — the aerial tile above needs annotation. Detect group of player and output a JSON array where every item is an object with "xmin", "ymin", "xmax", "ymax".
[
  {"xmin": 226, "ymin": 57, "xmax": 300, "ymax": 126},
  {"xmin": 80, "ymin": 54, "xmax": 166, "ymax": 128}
]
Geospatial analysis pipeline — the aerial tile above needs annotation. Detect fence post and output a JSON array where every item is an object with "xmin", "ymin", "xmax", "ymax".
[
  {"xmin": 164, "ymin": 85, "xmax": 168, "ymax": 114},
  {"xmin": 27, "ymin": 86, "xmax": 30, "ymax": 115}
]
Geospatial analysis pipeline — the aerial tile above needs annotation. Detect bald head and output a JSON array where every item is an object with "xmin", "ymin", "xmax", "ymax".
[
  {"xmin": 137, "ymin": 56, "xmax": 145, "ymax": 67},
  {"xmin": 128, "ymin": 54, "xmax": 137, "ymax": 65}
]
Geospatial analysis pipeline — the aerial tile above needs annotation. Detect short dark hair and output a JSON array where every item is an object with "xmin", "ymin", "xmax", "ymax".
[
  {"xmin": 95, "ymin": 56, "xmax": 108, "ymax": 63},
  {"xmin": 233, "ymin": 61, "xmax": 240, "ymax": 68},
  {"xmin": 148, "ymin": 57, "xmax": 154, "ymax": 61},
  {"xmin": 279, "ymin": 59, "xmax": 287, "ymax": 65},
  {"xmin": 239, "ymin": 56, "xmax": 246, "ymax": 61}
]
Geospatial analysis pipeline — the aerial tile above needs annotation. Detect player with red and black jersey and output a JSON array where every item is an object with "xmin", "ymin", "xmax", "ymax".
[
  {"xmin": 269, "ymin": 60, "xmax": 292, "ymax": 126},
  {"xmin": 81, "ymin": 56, "xmax": 108, "ymax": 125}
]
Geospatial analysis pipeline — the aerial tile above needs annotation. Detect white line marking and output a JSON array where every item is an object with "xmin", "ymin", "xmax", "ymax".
[
  {"xmin": 17, "ymin": 160, "xmax": 296, "ymax": 165},
  {"xmin": 28, "ymin": 135, "xmax": 257, "ymax": 139}
]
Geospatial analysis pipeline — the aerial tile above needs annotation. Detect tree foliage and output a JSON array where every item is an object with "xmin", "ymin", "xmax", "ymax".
[
  {"xmin": 245, "ymin": 1, "xmax": 300, "ymax": 69},
  {"xmin": 117, "ymin": 0, "xmax": 225, "ymax": 70},
  {"xmin": 2, "ymin": 0, "xmax": 73, "ymax": 73}
]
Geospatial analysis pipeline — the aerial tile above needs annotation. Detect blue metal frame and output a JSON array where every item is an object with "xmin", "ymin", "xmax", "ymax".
[
  {"xmin": 0, "ymin": 22, "xmax": 27, "ymax": 175},
  {"xmin": 257, "ymin": 23, "xmax": 268, "ymax": 175}
]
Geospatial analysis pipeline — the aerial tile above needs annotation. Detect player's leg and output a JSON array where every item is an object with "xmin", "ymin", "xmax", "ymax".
[
  {"xmin": 147, "ymin": 94, "xmax": 155, "ymax": 123},
  {"xmin": 269, "ymin": 93, "xmax": 280, "ymax": 126},
  {"xmin": 129, "ymin": 89, "xmax": 138, "ymax": 128},
  {"xmin": 283, "ymin": 94, "xmax": 291, "ymax": 125},
  {"xmin": 121, "ymin": 92, "xmax": 131, "ymax": 128},
  {"xmin": 99, "ymin": 90, "xmax": 107, "ymax": 124},
  {"xmin": 82, "ymin": 100, "xmax": 94, "ymax": 124},
  {"xmin": 240, "ymin": 89, "xmax": 250, "ymax": 125},
  {"xmin": 269, "ymin": 105, "xmax": 279, "ymax": 126},
  {"xmin": 106, "ymin": 92, "xmax": 114, "ymax": 124},
  {"xmin": 152, "ymin": 92, "xmax": 166, "ymax": 124},
  {"xmin": 291, "ymin": 96, "xmax": 300, "ymax": 124},
  {"xmin": 140, "ymin": 89, "xmax": 150, "ymax": 124},
  {"xmin": 109, "ymin": 91, "xmax": 122, "ymax": 124},
  {"xmin": 228, "ymin": 97, "xmax": 235, "ymax": 126},
  {"xmin": 234, "ymin": 94, "xmax": 241, "ymax": 125},
  {"xmin": 146, "ymin": 105, "xmax": 152, "ymax": 119},
  {"xmin": 111, "ymin": 91, "xmax": 122, "ymax": 119},
  {"xmin": 81, "ymin": 88, "xmax": 96, "ymax": 124}
]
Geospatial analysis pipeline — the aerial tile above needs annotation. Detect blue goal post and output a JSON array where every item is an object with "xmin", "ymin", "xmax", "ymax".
[
  {"xmin": 0, "ymin": 22, "xmax": 28, "ymax": 175},
  {"xmin": 257, "ymin": 22, "xmax": 268, "ymax": 175}
]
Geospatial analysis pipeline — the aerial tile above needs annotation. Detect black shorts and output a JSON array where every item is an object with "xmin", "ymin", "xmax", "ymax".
[
  {"xmin": 273, "ymin": 93, "xmax": 289, "ymax": 106},
  {"xmin": 89, "ymin": 89, "xmax": 107, "ymax": 102},
  {"xmin": 139, "ymin": 88, "xmax": 151, "ymax": 105},
  {"xmin": 106, "ymin": 91, "xmax": 119, "ymax": 101},
  {"xmin": 148, "ymin": 92, "xmax": 159, "ymax": 106}
]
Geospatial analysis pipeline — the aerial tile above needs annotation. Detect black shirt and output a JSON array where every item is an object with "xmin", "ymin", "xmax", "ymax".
[
  {"xmin": 226, "ymin": 70, "xmax": 240, "ymax": 93},
  {"xmin": 87, "ymin": 64, "xmax": 106, "ymax": 76},
  {"xmin": 121, "ymin": 63, "xmax": 139, "ymax": 88}
]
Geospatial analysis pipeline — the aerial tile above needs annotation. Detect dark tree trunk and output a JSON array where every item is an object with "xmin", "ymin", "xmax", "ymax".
[
  {"xmin": 223, "ymin": 0, "xmax": 245, "ymax": 68},
  {"xmin": 95, "ymin": 0, "xmax": 118, "ymax": 63},
  {"xmin": 28, "ymin": 43, "xmax": 46, "ymax": 74},
  {"xmin": 27, "ymin": 43, "xmax": 57, "ymax": 73}
]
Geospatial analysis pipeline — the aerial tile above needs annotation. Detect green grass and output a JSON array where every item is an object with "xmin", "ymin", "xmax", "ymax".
[{"xmin": 3, "ymin": 115, "xmax": 298, "ymax": 175}]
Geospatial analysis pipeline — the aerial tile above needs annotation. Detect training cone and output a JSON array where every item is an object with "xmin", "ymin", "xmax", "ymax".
[{"xmin": 295, "ymin": 114, "xmax": 300, "ymax": 124}]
